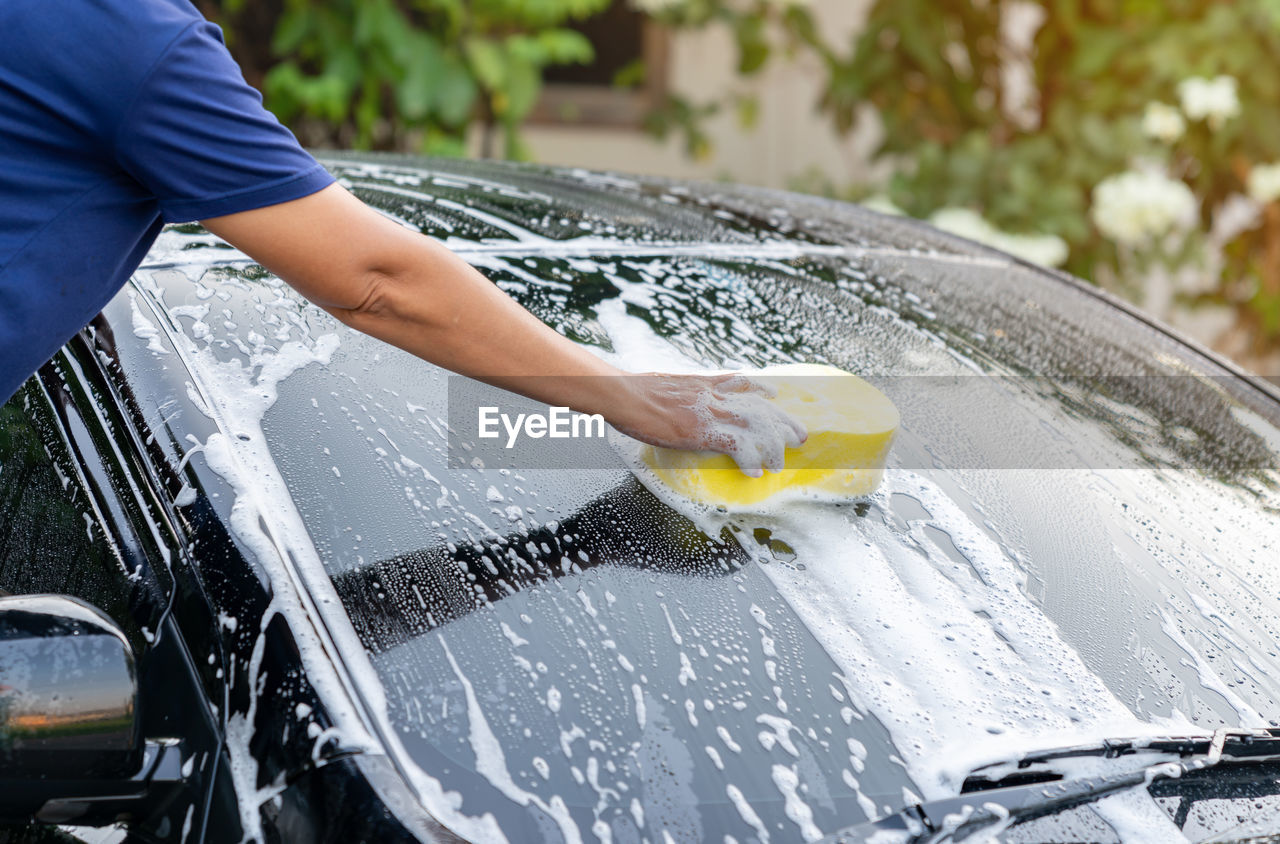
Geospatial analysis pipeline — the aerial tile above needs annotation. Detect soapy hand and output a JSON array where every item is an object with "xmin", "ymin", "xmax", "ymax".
[{"xmin": 609, "ymin": 373, "xmax": 808, "ymax": 477}]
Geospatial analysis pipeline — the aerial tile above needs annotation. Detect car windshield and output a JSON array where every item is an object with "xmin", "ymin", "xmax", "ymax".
[{"xmin": 128, "ymin": 158, "xmax": 1280, "ymax": 842}]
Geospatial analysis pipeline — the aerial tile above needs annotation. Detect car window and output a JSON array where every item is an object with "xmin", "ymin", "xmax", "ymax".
[{"xmin": 117, "ymin": 167, "xmax": 1280, "ymax": 842}]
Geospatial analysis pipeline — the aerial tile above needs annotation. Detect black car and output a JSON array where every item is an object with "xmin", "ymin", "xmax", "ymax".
[{"xmin": 3, "ymin": 154, "xmax": 1280, "ymax": 844}]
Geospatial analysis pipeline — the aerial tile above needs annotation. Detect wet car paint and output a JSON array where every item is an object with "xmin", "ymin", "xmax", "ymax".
[{"xmin": 2, "ymin": 154, "xmax": 1279, "ymax": 842}]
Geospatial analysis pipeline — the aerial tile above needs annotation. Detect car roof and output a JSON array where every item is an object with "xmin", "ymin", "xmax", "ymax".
[{"xmin": 105, "ymin": 155, "xmax": 1280, "ymax": 842}]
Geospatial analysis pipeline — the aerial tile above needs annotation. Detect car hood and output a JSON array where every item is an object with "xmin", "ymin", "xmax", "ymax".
[{"xmin": 103, "ymin": 155, "xmax": 1280, "ymax": 843}]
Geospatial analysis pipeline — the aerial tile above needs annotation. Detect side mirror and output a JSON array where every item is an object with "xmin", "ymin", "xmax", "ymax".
[
  {"xmin": 0, "ymin": 595, "xmax": 183, "ymax": 825},
  {"xmin": 0, "ymin": 594, "xmax": 142, "ymax": 780}
]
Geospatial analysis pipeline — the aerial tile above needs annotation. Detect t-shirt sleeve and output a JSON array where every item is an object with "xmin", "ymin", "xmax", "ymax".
[{"xmin": 114, "ymin": 20, "xmax": 335, "ymax": 223}]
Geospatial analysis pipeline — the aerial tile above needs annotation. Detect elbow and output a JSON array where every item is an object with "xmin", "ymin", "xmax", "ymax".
[
  {"xmin": 316, "ymin": 237, "xmax": 470, "ymax": 338},
  {"xmin": 327, "ymin": 267, "xmax": 397, "ymax": 325},
  {"xmin": 324, "ymin": 263, "xmax": 455, "ymax": 338}
]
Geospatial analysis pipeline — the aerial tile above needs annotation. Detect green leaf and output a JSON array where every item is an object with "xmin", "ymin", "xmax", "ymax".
[
  {"xmin": 734, "ymin": 14, "xmax": 770, "ymax": 75},
  {"xmin": 326, "ymin": 45, "xmax": 362, "ymax": 92},
  {"xmin": 536, "ymin": 29, "xmax": 594, "ymax": 65},
  {"xmin": 782, "ymin": 5, "xmax": 821, "ymax": 50},
  {"xmin": 1070, "ymin": 25, "xmax": 1130, "ymax": 78},
  {"xmin": 398, "ymin": 35, "xmax": 446, "ymax": 121},
  {"xmin": 435, "ymin": 57, "xmax": 480, "ymax": 127},
  {"xmin": 271, "ymin": 6, "xmax": 313, "ymax": 56},
  {"xmin": 501, "ymin": 50, "xmax": 542, "ymax": 121},
  {"xmin": 465, "ymin": 37, "xmax": 508, "ymax": 91},
  {"xmin": 352, "ymin": 0, "xmax": 384, "ymax": 47},
  {"xmin": 613, "ymin": 58, "xmax": 647, "ymax": 89},
  {"xmin": 505, "ymin": 34, "xmax": 549, "ymax": 66},
  {"xmin": 421, "ymin": 127, "xmax": 468, "ymax": 158},
  {"xmin": 896, "ymin": 17, "xmax": 946, "ymax": 79},
  {"xmin": 354, "ymin": 75, "xmax": 381, "ymax": 148},
  {"xmin": 262, "ymin": 61, "xmax": 307, "ymax": 122}
]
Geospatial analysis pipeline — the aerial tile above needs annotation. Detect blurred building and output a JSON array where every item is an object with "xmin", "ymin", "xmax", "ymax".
[{"xmin": 502, "ymin": 0, "xmax": 880, "ymax": 190}]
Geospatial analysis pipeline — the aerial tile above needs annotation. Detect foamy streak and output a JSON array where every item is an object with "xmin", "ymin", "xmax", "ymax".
[
  {"xmin": 129, "ymin": 279, "xmax": 508, "ymax": 843},
  {"xmin": 440, "ymin": 637, "xmax": 583, "ymax": 844},
  {"xmin": 746, "ymin": 473, "xmax": 1170, "ymax": 798},
  {"xmin": 592, "ymin": 292, "xmax": 1203, "ymax": 832}
]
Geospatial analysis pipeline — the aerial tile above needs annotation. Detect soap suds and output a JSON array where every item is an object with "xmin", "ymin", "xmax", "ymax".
[
  {"xmin": 128, "ymin": 276, "xmax": 507, "ymax": 844},
  {"xmin": 586, "ymin": 295, "xmax": 1252, "ymax": 839},
  {"xmin": 442, "ymin": 637, "xmax": 584, "ymax": 844},
  {"xmin": 129, "ymin": 221, "xmax": 1280, "ymax": 844},
  {"xmin": 725, "ymin": 784, "xmax": 770, "ymax": 843},
  {"xmin": 772, "ymin": 763, "xmax": 822, "ymax": 842}
]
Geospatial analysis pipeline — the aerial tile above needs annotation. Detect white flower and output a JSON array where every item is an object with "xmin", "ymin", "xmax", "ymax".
[
  {"xmin": 1091, "ymin": 170, "xmax": 1198, "ymax": 247},
  {"xmin": 1212, "ymin": 193, "xmax": 1263, "ymax": 243},
  {"xmin": 1141, "ymin": 102, "xmax": 1185, "ymax": 144},
  {"xmin": 1247, "ymin": 162, "xmax": 1280, "ymax": 204},
  {"xmin": 929, "ymin": 207, "xmax": 1069, "ymax": 267},
  {"xmin": 1177, "ymin": 76, "xmax": 1240, "ymax": 131}
]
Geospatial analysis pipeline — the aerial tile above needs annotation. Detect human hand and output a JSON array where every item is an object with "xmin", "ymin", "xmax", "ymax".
[{"xmin": 608, "ymin": 372, "xmax": 808, "ymax": 477}]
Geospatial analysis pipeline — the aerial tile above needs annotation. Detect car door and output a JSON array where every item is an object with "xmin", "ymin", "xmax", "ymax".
[{"xmin": 0, "ymin": 347, "xmax": 225, "ymax": 841}]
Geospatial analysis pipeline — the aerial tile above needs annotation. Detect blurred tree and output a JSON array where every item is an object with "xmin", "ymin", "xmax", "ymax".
[
  {"xmin": 200, "ymin": 0, "xmax": 607, "ymax": 158},
  {"xmin": 813, "ymin": 0, "xmax": 1280, "ymax": 360},
  {"xmin": 637, "ymin": 0, "xmax": 1280, "ymax": 360}
]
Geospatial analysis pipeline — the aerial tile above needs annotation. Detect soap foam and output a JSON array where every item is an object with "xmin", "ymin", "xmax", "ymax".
[
  {"xmin": 592, "ymin": 296, "xmax": 806, "ymax": 478},
  {"xmin": 129, "ymin": 276, "xmax": 509, "ymax": 844},
  {"xmin": 592, "ymin": 293, "xmax": 1203, "ymax": 821},
  {"xmin": 738, "ymin": 473, "xmax": 1176, "ymax": 798},
  {"xmin": 684, "ymin": 377, "xmax": 806, "ymax": 476},
  {"xmin": 127, "ymin": 244, "xmax": 1279, "ymax": 842}
]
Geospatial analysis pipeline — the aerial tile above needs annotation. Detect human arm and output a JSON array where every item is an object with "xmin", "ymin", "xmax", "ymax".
[{"xmin": 200, "ymin": 183, "xmax": 805, "ymax": 475}]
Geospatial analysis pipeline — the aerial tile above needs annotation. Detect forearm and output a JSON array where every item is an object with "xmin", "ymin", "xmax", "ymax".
[
  {"xmin": 203, "ymin": 184, "xmax": 640, "ymax": 422},
  {"xmin": 201, "ymin": 183, "xmax": 805, "ymax": 473},
  {"xmin": 326, "ymin": 236, "xmax": 639, "ymax": 419}
]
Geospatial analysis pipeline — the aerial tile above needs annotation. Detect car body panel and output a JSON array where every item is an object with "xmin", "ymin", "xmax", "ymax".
[{"xmin": 4, "ymin": 155, "xmax": 1280, "ymax": 842}]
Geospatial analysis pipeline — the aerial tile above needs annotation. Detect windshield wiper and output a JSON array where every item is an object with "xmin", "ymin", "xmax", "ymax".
[
  {"xmin": 961, "ymin": 727, "xmax": 1280, "ymax": 791},
  {"xmin": 820, "ymin": 728, "xmax": 1280, "ymax": 844}
]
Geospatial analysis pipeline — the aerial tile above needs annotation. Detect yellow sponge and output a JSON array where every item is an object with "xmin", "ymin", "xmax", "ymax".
[{"xmin": 641, "ymin": 363, "xmax": 898, "ymax": 508}]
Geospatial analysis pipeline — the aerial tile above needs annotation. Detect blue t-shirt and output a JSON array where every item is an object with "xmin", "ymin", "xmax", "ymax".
[{"xmin": 0, "ymin": 0, "xmax": 335, "ymax": 404}]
